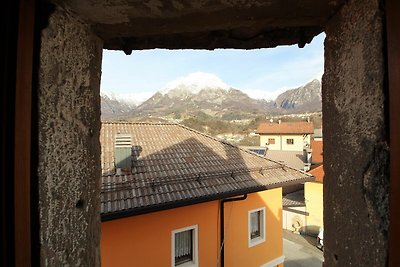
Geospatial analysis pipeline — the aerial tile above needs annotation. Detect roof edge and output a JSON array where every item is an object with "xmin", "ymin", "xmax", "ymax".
[{"xmin": 101, "ymin": 176, "xmax": 314, "ymax": 222}]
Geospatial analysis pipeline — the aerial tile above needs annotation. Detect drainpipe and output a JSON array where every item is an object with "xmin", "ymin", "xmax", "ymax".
[{"xmin": 220, "ymin": 194, "xmax": 247, "ymax": 267}]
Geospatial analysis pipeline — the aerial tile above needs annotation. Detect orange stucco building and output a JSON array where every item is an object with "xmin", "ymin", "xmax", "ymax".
[
  {"xmin": 100, "ymin": 122, "xmax": 312, "ymax": 267},
  {"xmin": 101, "ymin": 189, "xmax": 284, "ymax": 267}
]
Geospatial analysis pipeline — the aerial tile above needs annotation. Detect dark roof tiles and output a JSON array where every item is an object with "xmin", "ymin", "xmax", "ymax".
[{"xmin": 101, "ymin": 122, "xmax": 313, "ymax": 220}]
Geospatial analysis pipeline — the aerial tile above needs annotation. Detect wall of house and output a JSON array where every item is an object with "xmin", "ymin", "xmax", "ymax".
[
  {"xmin": 260, "ymin": 134, "xmax": 309, "ymax": 152},
  {"xmin": 323, "ymin": 0, "xmax": 389, "ymax": 265},
  {"xmin": 101, "ymin": 189, "xmax": 284, "ymax": 267},
  {"xmin": 282, "ymin": 207, "xmax": 307, "ymax": 233},
  {"xmin": 224, "ymin": 188, "xmax": 284, "ymax": 267},
  {"xmin": 38, "ymin": 7, "xmax": 103, "ymax": 266},
  {"xmin": 304, "ymin": 182, "xmax": 323, "ymax": 235},
  {"xmin": 101, "ymin": 201, "xmax": 220, "ymax": 267},
  {"xmin": 280, "ymin": 135, "xmax": 307, "ymax": 152},
  {"xmin": 259, "ymin": 134, "xmax": 281, "ymax": 150}
]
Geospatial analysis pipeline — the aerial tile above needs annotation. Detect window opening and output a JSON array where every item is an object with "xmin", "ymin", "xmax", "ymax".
[
  {"xmin": 268, "ymin": 138, "xmax": 276, "ymax": 145},
  {"xmin": 175, "ymin": 229, "xmax": 193, "ymax": 265},
  {"xmin": 250, "ymin": 210, "xmax": 262, "ymax": 239},
  {"xmin": 172, "ymin": 225, "xmax": 198, "ymax": 267},
  {"xmin": 249, "ymin": 207, "xmax": 266, "ymax": 247},
  {"xmin": 100, "ymin": 33, "xmax": 325, "ymax": 265}
]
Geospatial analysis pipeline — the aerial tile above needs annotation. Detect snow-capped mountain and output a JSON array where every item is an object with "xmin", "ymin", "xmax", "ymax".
[
  {"xmin": 100, "ymin": 92, "xmax": 137, "ymax": 120},
  {"xmin": 135, "ymin": 72, "xmax": 274, "ymax": 118},
  {"xmin": 100, "ymin": 73, "xmax": 322, "ymax": 120},
  {"xmin": 159, "ymin": 72, "xmax": 230, "ymax": 97}
]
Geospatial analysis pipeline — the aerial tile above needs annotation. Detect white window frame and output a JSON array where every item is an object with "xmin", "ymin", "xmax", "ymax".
[
  {"xmin": 171, "ymin": 225, "xmax": 198, "ymax": 267},
  {"xmin": 248, "ymin": 207, "xmax": 266, "ymax": 247}
]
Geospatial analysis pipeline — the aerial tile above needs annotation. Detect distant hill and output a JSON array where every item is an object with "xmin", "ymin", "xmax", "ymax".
[
  {"xmin": 100, "ymin": 93, "xmax": 136, "ymax": 120},
  {"xmin": 135, "ymin": 86, "xmax": 275, "ymax": 119},
  {"xmin": 101, "ymin": 73, "xmax": 322, "ymax": 120},
  {"xmin": 275, "ymin": 79, "xmax": 321, "ymax": 112}
]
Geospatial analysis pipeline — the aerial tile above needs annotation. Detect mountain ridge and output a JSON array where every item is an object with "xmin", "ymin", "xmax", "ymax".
[{"xmin": 101, "ymin": 77, "xmax": 321, "ymax": 120}]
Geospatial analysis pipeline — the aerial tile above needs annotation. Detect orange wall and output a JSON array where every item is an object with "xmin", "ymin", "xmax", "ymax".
[
  {"xmin": 101, "ymin": 188, "xmax": 283, "ymax": 267},
  {"xmin": 101, "ymin": 201, "xmax": 219, "ymax": 267},
  {"xmin": 224, "ymin": 188, "xmax": 283, "ymax": 267}
]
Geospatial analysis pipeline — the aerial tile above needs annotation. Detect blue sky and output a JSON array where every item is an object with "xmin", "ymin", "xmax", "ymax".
[{"xmin": 101, "ymin": 33, "xmax": 324, "ymax": 103}]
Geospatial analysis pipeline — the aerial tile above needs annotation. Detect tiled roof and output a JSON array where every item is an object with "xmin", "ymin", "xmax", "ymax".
[
  {"xmin": 256, "ymin": 121, "xmax": 314, "ymax": 134},
  {"xmin": 308, "ymin": 164, "xmax": 324, "ymax": 183},
  {"xmin": 239, "ymin": 146, "xmax": 266, "ymax": 156},
  {"xmin": 282, "ymin": 190, "xmax": 306, "ymax": 207},
  {"xmin": 265, "ymin": 150, "xmax": 305, "ymax": 170},
  {"xmin": 311, "ymin": 140, "xmax": 323, "ymax": 163},
  {"xmin": 100, "ymin": 122, "xmax": 313, "ymax": 220}
]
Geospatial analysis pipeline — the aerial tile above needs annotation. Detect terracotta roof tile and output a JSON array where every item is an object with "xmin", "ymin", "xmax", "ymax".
[
  {"xmin": 308, "ymin": 164, "xmax": 324, "ymax": 183},
  {"xmin": 256, "ymin": 121, "xmax": 314, "ymax": 134},
  {"xmin": 100, "ymin": 122, "xmax": 313, "ymax": 220},
  {"xmin": 311, "ymin": 140, "xmax": 323, "ymax": 163}
]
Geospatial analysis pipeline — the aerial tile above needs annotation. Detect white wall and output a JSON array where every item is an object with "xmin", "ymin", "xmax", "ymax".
[
  {"xmin": 260, "ymin": 134, "xmax": 311, "ymax": 151},
  {"xmin": 282, "ymin": 207, "xmax": 307, "ymax": 232},
  {"xmin": 259, "ymin": 134, "xmax": 281, "ymax": 150}
]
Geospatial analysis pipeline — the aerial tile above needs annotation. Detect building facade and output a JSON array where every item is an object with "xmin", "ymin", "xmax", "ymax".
[
  {"xmin": 256, "ymin": 121, "xmax": 314, "ymax": 152},
  {"xmin": 304, "ymin": 165, "xmax": 324, "ymax": 235},
  {"xmin": 102, "ymin": 189, "xmax": 284, "ymax": 267},
  {"xmin": 100, "ymin": 122, "xmax": 312, "ymax": 267}
]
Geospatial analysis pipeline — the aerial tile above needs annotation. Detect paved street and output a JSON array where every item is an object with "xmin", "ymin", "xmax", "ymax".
[{"xmin": 283, "ymin": 230, "xmax": 324, "ymax": 267}]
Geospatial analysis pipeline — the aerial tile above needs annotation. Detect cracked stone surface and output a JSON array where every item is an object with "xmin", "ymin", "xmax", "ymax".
[
  {"xmin": 323, "ymin": 0, "xmax": 389, "ymax": 265},
  {"xmin": 38, "ymin": 8, "xmax": 103, "ymax": 266}
]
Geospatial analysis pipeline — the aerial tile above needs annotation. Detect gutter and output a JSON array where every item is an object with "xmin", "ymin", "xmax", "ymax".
[
  {"xmin": 220, "ymin": 194, "xmax": 247, "ymax": 267},
  {"xmin": 101, "ymin": 176, "xmax": 314, "ymax": 222}
]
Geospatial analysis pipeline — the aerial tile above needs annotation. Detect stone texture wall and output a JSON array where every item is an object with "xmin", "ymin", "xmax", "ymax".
[
  {"xmin": 323, "ymin": 0, "xmax": 389, "ymax": 266},
  {"xmin": 38, "ymin": 8, "xmax": 103, "ymax": 266}
]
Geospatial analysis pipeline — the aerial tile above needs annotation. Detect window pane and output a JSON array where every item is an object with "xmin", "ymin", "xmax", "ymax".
[
  {"xmin": 250, "ymin": 211, "xmax": 261, "ymax": 239},
  {"xmin": 175, "ymin": 229, "xmax": 193, "ymax": 266}
]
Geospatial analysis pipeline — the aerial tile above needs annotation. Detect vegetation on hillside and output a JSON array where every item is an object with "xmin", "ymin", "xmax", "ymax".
[{"xmin": 122, "ymin": 110, "xmax": 322, "ymax": 147}]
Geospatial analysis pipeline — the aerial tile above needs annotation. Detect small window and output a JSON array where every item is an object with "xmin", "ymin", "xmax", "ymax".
[
  {"xmin": 115, "ymin": 134, "xmax": 132, "ymax": 169},
  {"xmin": 248, "ymin": 207, "xmax": 266, "ymax": 247},
  {"xmin": 287, "ymin": 138, "xmax": 294, "ymax": 145},
  {"xmin": 172, "ymin": 225, "xmax": 198, "ymax": 267},
  {"xmin": 268, "ymin": 138, "xmax": 275, "ymax": 144}
]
